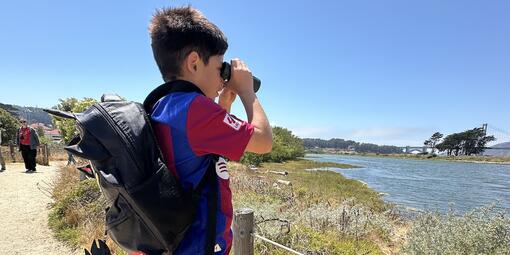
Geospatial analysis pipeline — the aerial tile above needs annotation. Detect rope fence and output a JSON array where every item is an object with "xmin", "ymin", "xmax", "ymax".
[
  {"xmin": 252, "ymin": 233, "xmax": 304, "ymax": 255},
  {"xmin": 233, "ymin": 208, "xmax": 304, "ymax": 255}
]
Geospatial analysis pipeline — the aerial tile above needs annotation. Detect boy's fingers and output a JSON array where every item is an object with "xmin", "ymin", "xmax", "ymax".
[
  {"xmin": 230, "ymin": 59, "xmax": 251, "ymax": 74},
  {"xmin": 240, "ymin": 61, "xmax": 251, "ymax": 73},
  {"xmin": 231, "ymin": 58, "xmax": 240, "ymax": 68}
]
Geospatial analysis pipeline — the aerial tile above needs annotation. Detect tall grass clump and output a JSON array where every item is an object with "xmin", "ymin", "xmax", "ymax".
[
  {"xmin": 49, "ymin": 165, "xmax": 127, "ymax": 254},
  {"xmin": 401, "ymin": 204, "xmax": 510, "ymax": 255}
]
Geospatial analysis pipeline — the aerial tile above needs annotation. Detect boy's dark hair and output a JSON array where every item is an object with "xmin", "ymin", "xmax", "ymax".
[{"xmin": 149, "ymin": 6, "xmax": 228, "ymax": 82}]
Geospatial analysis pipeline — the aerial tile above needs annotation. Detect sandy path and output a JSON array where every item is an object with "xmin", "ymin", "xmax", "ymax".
[{"xmin": 0, "ymin": 162, "xmax": 80, "ymax": 254}]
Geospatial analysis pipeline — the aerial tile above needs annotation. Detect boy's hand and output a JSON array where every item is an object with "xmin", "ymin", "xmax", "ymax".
[
  {"xmin": 218, "ymin": 87, "xmax": 237, "ymax": 112},
  {"xmin": 226, "ymin": 59, "xmax": 254, "ymax": 97}
]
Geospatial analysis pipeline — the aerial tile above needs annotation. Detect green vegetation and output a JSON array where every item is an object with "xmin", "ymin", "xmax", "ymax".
[
  {"xmin": 303, "ymin": 138, "xmax": 402, "ymax": 154},
  {"xmin": 0, "ymin": 103, "xmax": 54, "ymax": 125},
  {"xmin": 424, "ymin": 132, "xmax": 443, "ymax": 152},
  {"xmin": 401, "ymin": 204, "xmax": 510, "ymax": 255},
  {"xmin": 49, "ymin": 158, "xmax": 395, "ymax": 254},
  {"xmin": 52, "ymin": 97, "xmax": 97, "ymax": 143},
  {"xmin": 304, "ymin": 138, "xmax": 358, "ymax": 149},
  {"xmin": 36, "ymin": 125, "xmax": 52, "ymax": 145},
  {"xmin": 257, "ymin": 159, "xmax": 386, "ymax": 211},
  {"xmin": 427, "ymin": 127, "xmax": 496, "ymax": 156},
  {"xmin": 48, "ymin": 166, "xmax": 127, "ymax": 254},
  {"xmin": 231, "ymin": 159, "xmax": 398, "ymax": 254},
  {"xmin": 0, "ymin": 108, "xmax": 19, "ymax": 145},
  {"xmin": 241, "ymin": 126, "xmax": 305, "ymax": 166}
]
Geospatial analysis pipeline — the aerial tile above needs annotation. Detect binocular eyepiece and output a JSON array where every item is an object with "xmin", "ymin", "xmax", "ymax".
[{"xmin": 220, "ymin": 62, "xmax": 261, "ymax": 93}]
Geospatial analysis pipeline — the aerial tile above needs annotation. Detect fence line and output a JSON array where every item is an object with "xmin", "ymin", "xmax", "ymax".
[
  {"xmin": 252, "ymin": 233, "xmax": 304, "ymax": 255},
  {"xmin": 0, "ymin": 144, "xmax": 68, "ymax": 164},
  {"xmin": 234, "ymin": 208, "xmax": 304, "ymax": 255}
]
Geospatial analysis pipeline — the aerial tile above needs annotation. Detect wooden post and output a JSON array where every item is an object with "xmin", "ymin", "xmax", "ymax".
[
  {"xmin": 234, "ymin": 208, "xmax": 254, "ymax": 255},
  {"xmin": 44, "ymin": 144, "xmax": 50, "ymax": 165},
  {"xmin": 40, "ymin": 145, "xmax": 45, "ymax": 165}
]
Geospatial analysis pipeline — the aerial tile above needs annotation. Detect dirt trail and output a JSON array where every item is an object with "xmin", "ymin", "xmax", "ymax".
[{"xmin": 0, "ymin": 162, "xmax": 79, "ymax": 254}]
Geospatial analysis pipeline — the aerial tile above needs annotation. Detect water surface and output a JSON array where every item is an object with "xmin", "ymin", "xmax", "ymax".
[{"xmin": 306, "ymin": 154, "xmax": 510, "ymax": 213}]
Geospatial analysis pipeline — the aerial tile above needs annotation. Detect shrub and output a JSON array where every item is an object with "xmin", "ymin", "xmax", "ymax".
[
  {"xmin": 401, "ymin": 204, "xmax": 510, "ymax": 255},
  {"xmin": 241, "ymin": 126, "xmax": 304, "ymax": 166}
]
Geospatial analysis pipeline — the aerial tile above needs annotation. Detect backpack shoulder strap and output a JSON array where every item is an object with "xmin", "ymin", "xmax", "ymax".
[
  {"xmin": 195, "ymin": 156, "xmax": 219, "ymax": 255},
  {"xmin": 143, "ymin": 80, "xmax": 205, "ymax": 114}
]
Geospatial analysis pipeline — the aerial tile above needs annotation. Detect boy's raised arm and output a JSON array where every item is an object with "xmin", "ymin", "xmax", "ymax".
[
  {"xmin": 240, "ymin": 92, "xmax": 272, "ymax": 154},
  {"xmin": 226, "ymin": 59, "xmax": 272, "ymax": 154}
]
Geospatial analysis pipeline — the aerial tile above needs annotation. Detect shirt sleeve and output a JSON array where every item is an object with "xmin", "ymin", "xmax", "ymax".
[{"xmin": 186, "ymin": 95, "xmax": 254, "ymax": 161}]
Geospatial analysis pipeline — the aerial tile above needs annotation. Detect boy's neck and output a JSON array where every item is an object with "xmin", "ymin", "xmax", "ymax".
[{"xmin": 172, "ymin": 76, "xmax": 207, "ymax": 96}]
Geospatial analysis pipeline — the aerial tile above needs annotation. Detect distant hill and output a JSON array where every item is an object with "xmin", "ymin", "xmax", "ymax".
[
  {"xmin": 484, "ymin": 142, "xmax": 510, "ymax": 157},
  {"xmin": 0, "ymin": 103, "xmax": 53, "ymax": 126}
]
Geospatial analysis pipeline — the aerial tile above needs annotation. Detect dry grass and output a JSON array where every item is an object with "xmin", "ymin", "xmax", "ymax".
[
  {"xmin": 48, "ymin": 165, "xmax": 127, "ymax": 254},
  {"xmin": 230, "ymin": 160, "xmax": 403, "ymax": 254},
  {"xmin": 49, "ymin": 159, "xmax": 403, "ymax": 254},
  {"xmin": 1, "ymin": 145, "xmax": 68, "ymax": 164}
]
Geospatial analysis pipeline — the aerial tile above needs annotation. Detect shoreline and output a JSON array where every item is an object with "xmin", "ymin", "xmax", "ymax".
[{"xmin": 307, "ymin": 152, "xmax": 510, "ymax": 165}]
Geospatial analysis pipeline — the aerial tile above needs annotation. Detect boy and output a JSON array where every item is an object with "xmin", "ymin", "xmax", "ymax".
[{"xmin": 147, "ymin": 6, "xmax": 272, "ymax": 255}]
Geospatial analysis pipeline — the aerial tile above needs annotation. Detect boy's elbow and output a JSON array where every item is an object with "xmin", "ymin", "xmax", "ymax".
[
  {"xmin": 260, "ymin": 138, "xmax": 272, "ymax": 154},
  {"xmin": 247, "ymin": 130, "xmax": 273, "ymax": 154},
  {"xmin": 260, "ymin": 132, "xmax": 273, "ymax": 153}
]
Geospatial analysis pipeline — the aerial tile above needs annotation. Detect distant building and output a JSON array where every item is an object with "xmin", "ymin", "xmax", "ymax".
[
  {"xmin": 30, "ymin": 123, "xmax": 62, "ymax": 143},
  {"xmin": 45, "ymin": 129, "xmax": 62, "ymax": 143}
]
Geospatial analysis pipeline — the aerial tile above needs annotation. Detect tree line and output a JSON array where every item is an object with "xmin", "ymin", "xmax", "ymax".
[
  {"xmin": 424, "ymin": 127, "xmax": 495, "ymax": 156},
  {"xmin": 303, "ymin": 138, "xmax": 402, "ymax": 154}
]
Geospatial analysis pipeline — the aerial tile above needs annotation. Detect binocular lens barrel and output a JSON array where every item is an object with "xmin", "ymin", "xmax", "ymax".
[{"xmin": 220, "ymin": 62, "xmax": 261, "ymax": 93}]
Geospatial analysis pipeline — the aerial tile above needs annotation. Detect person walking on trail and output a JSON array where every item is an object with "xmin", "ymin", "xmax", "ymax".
[
  {"xmin": 16, "ymin": 119, "xmax": 39, "ymax": 173},
  {"xmin": 0, "ymin": 129, "xmax": 6, "ymax": 171}
]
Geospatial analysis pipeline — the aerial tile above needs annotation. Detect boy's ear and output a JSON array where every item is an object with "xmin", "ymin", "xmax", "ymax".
[{"xmin": 185, "ymin": 51, "xmax": 200, "ymax": 73}]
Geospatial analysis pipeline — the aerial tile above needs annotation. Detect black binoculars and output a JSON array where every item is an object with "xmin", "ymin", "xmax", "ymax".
[{"xmin": 220, "ymin": 62, "xmax": 261, "ymax": 93}]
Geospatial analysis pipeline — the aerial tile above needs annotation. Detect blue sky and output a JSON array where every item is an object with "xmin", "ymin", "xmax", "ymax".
[{"xmin": 1, "ymin": 0, "xmax": 509, "ymax": 146}]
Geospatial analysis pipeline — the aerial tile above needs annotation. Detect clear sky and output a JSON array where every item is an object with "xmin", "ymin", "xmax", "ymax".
[{"xmin": 1, "ymin": 0, "xmax": 509, "ymax": 146}]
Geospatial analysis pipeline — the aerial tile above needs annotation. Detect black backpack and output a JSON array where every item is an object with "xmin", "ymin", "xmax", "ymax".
[{"xmin": 45, "ymin": 82, "xmax": 218, "ymax": 255}]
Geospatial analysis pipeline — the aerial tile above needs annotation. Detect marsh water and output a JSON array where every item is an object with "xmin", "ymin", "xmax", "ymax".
[{"xmin": 306, "ymin": 154, "xmax": 510, "ymax": 213}]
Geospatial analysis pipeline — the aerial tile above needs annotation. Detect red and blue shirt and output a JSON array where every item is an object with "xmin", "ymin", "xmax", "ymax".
[{"xmin": 150, "ymin": 83, "xmax": 254, "ymax": 255}]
